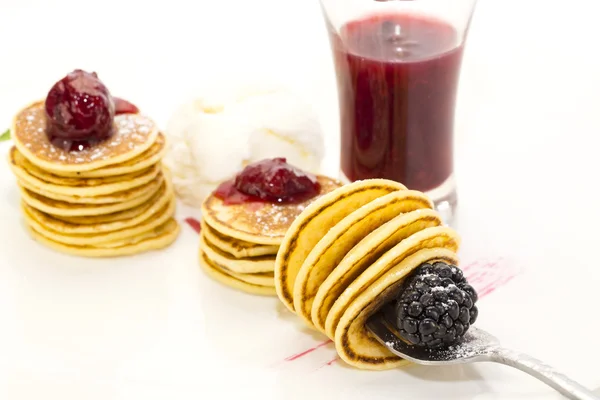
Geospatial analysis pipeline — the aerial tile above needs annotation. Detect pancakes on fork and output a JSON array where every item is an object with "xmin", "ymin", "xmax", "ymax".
[
  {"xmin": 274, "ymin": 179, "xmax": 463, "ymax": 370},
  {"xmin": 8, "ymin": 100, "xmax": 180, "ymax": 257},
  {"xmin": 199, "ymin": 175, "xmax": 342, "ymax": 296}
]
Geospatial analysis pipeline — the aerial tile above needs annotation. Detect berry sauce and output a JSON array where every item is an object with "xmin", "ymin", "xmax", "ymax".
[
  {"xmin": 331, "ymin": 13, "xmax": 464, "ymax": 192},
  {"xmin": 214, "ymin": 158, "xmax": 321, "ymax": 205}
]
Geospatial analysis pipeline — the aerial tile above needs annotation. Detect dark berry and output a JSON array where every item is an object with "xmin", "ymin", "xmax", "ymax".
[
  {"xmin": 45, "ymin": 69, "xmax": 115, "ymax": 141},
  {"xmin": 422, "ymin": 334, "xmax": 434, "ymax": 343},
  {"xmin": 447, "ymin": 300, "xmax": 459, "ymax": 319},
  {"xmin": 455, "ymin": 322, "xmax": 465, "ymax": 336},
  {"xmin": 403, "ymin": 317, "xmax": 419, "ymax": 334},
  {"xmin": 408, "ymin": 301, "xmax": 423, "ymax": 316},
  {"xmin": 419, "ymin": 319, "xmax": 438, "ymax": 335},
  {"xmin": 233, "ymin": 158, "xmax": 320, "ymax": 203},
  {"xmin": 460, "ymin": 284, "xmax": 479, "ymax": 302},
  {"xmin": 459, "ymin": 307, "xmax": 470, "ymax": 324},
  {"xmin": 420, "ymin": 293, "xmax": 435, "ymax": 307},
  {"xmin": 470, "ymin": 306, "xmax": 479, "ymax": 324},
  {"xmin": 392, "ymin": 261, "xmax": 479, "ymax": 349},
  {"xmin": 425, "ymin": 306, "xmax": 440, "ymax": 320}
]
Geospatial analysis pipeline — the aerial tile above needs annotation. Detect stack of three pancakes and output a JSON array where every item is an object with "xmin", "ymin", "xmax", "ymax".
[{"xmin": 8, "ymin": 102, "xmax": 180, "ymax": 257}]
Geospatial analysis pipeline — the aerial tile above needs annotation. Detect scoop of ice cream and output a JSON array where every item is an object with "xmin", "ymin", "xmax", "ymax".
[{"xmin": 164, "ymin": 84, "xmax": 325, "ymax": 207}]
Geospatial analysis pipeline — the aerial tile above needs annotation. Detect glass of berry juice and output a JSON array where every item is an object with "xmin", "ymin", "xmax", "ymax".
[{"xmin": 320, "ymin": 0, "xmax": 476, "ymax": 218}]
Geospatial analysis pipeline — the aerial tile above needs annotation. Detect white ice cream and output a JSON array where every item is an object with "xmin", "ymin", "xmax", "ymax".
[{"xmin": 164, "ymin": 83, "xmax": 325, "ymax": 207}]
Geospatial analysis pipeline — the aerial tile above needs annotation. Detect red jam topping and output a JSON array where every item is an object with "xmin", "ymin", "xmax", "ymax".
[
  {"xmin": 114, "ymin": 97, "xmax": 140, "ymax": 115},
  {"xmin": 215, "ymin": 158, "xmax": 321, "ymax": 205},
  {"xmin": 44, "ymin": 69, "xmax": 139, "ymax": 151}
]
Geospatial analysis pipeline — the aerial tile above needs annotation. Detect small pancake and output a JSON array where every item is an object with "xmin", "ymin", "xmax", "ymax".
[
  {"xmin": 200, "ymin": 234, "xmax": 275, "ymax": 274},
  {"xmin": 312, "ymin": 209, "xmax": 442, "ymax": 334},
  {"xmin": 22, "ymin": 180, "xmax": 173, "ymax": 234},
  {"xmin": 292, "ymin": 190, "xmax": 433, "ymax": 329},
  {"xmin": 199, "ymin": 250, "xmax": 277, "ymax": 296},
  {"xmin": 12, "ymin": 101, "xmax": 160, "ymax": 173},
  {"xmin": 205, "ymin": 255, "xmax": 275, "ymax": 287},
  {"xmin": 19, "ymin": 179, "xmax": 160, "ymax": 217},
  {"xmin": 200, "ymin": 220, "xmax": 279, "ymax": 258},
  {"xmin": 24, "ymin": 218, "xmax": 180, "ymax": 258},
  {"xmin": 274, "ymin": 179, "xmax": 406, "ymax": 312},
  {"xmin": 325, "ymin": 226, "xmax": 460, "ymax": 340},
  {"xmin": 23, "ymin": 197, "xmax": 175, "ymax": 246},
  {"xmin": 16, "ymin": 170, "xmax": 164, "ymax": 205},
  {"xmin": 9, "ymin": 149, "xmax": 161, "ymax": 197},
  {"xmin": 42, "ymin": 133, "xmax": 167, "ymax": 178},
  {"xmin": 201, "ymin": 176, "xmax": 343, "ymax": 246},
  {"xmin": 334, "ymin": 248, "xmax": 458, "ymax": 370}
]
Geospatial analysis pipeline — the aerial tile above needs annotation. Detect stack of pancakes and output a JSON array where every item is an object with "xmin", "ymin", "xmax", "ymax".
[
  {"xmin": 199, "ymin": 176, "xmax": 342, "ymax": 296},
  {"xmin": 8, "ymin": 101, "xmax": 180, "ymax": 257},
  {"xmin": 274, "ymin": 179, "xmax": 461, "ymax": 370}
]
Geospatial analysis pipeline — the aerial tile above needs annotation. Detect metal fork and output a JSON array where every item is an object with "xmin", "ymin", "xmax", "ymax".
[{"xmin": 367, "ymin": 313, "xmax": 600, "ymax": 400}]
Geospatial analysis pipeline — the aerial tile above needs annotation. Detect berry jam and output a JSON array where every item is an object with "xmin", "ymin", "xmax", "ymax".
[
  {"xmin": 214, "ymin": 158, "xmax": 321, "ymax": 205},
  {"xmin": 330, "ymin": 14, "xmax": 464, "ymax": 192},
  {"xmin": 114, "ymin": 97, "xmax": 140, "ymax": 115},
  {"xmin": 45, "ymin": 69, "xmax": 115, "ymax": 141},
  {"xmin": 44, "ymin": 70, "xmax": 140, "ymax": 151}
]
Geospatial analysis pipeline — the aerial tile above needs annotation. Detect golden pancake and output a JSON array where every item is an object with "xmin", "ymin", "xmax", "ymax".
[
  {"xmin": 23, "ymin": 197, "xmax": 175, "ymax": 246},
  {"xmin": 200, "ymin": 234, "xmax": 275, "ymax": 274},
  {"xmin": 12, "ymin": 101, "xmax": 159, "ymax": 173},
  {"xmin": 312, "ymin": 209, "xmax": 442, "ymax": 334},
  {"xmin": 292, "ymin": 190, "xmax": 433, "ymax": 330},
  {"xmin": 22, "ymin": 180, "xmax": 173, "ymax": 234},
  {"xmin": 275, "ymin": 179, "xmax": 406, "ymax": 312},
  {"xmin": 334, "ymin": 248, "xmax": 458, "ymax": 370},
  {"xmin": 203, "ymin": 254, "xmax": 275, "ymax": 287},
  {"xmin": 199, "ymin": 250, "xmax": 277, "ymax": 296},
  {"xmin": 41, "ymin": 133, "xmax": 167, "ymax": 178},
  {"xmin": 200, "ymin": 220, "xmax": 279, "ymax": 258},
  {"xmin": 24, "ymin": 218, "xmax": 180, "ymax": 257},
  {"xmin": 324, "ymin": 226, "xmax": 460, "ymax": 340},
  {"xmin": 16, "ymin": 170, "xmax": 164, "ymax": 205},
  {"xmin": 10, "ymin": 151, "xmax": 161, "ymax": 197},
  {"xmin": 201, "ymin": 176, "xmax": 343, "ymax": 246},
  {"xmin": 19, "ymin": 179, "xmax": 160, "ymax": 217}
]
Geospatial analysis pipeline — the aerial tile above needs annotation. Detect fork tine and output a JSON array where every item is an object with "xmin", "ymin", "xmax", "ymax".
[{"xmin": 366, "ymin": 312, "xmax": 408, "ymax": 358}]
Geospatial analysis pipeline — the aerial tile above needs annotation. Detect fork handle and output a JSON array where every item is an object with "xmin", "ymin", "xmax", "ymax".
[{"xmin": 488, "ymin": 347, "xmax": 599, "ymax": 400}]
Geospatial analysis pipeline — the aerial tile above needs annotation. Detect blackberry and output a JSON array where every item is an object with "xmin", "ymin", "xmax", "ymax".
[{"xmin": 393, "ymin": 261, "xmax": 478, "ymax": 349}]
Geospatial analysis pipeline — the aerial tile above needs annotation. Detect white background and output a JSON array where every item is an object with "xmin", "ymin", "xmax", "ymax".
[{"xmin": 1, "ymin": 0, "xmax": 600, "ymax": 399}]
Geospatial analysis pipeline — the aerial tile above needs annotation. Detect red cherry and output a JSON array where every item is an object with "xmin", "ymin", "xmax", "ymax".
[
  {"xmin": 44, "ymin": 69, "xmax": 114, "ymax": 141},
  {"xmin": 113, "ymin": 97, "xmax": 139, "ymax": 115}
]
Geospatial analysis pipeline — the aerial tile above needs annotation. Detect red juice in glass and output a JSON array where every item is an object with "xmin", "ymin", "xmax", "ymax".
[{"xmin": 330, "ymin": 13, "xmax": 464, "ymax": 195}]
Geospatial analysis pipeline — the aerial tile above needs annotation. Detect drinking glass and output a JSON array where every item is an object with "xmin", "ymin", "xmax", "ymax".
[{"xmin": 320, "ymin": 0, "xmax": 477, "ymax": 218}]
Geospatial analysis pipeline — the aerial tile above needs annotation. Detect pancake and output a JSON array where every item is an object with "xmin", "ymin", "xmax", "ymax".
[
  {"xmin": 200, "ymin": 250, "xmax": 277, "ymax": 296},
  {"xmin": 292, "ymin": 190, "xmax": 434, "ymax": 330},
  {"xmin": 274, "ymin": 179, "xmax": 406, "ymax": 312},
  {"xmin": 201, "ymin": 176, "xmax": 343, "ymax": 246},
  {"xmin": 10, "ymin": 150, "xmax": 161, "ymax": 197},
  {"xmin": 325, "ymin": 225, "xmax": 459, "ymax": 339},
  {"xmin": 200, "ymin": 220, "xmax": 279, "ymax": 258},
  {"xmin": 12, "ymin": 101, "xmax": 160, "ymax": 173},
  {"xmin": 22, "ymin": 179, "xmax": 173, "ymax": 234},
  {"xmin": 41, "ymin": 133, "xmax": 167, "ymax": 178},
  {"xmin": 16, "ymin": 169, "xmax": 164, "ymax": 205},
  {"xmin": 334, "ymin": 248, "xmax": 458, "ymax": 370},
  {"xmin": 200, "ymin": 234, "xmax": 275, "ymax": 274},
  {"xmin": 19, "ymin": 178, "xmax": 160, "ymax": 217},
  {"xmin": 23, "ymin": 197, "xmax": 176, "ymax": 246},
  {"xmin": 24, "ymin": 218, "xmax": 180, "ymax": 257},
  {"xmin": 312, "ymin": 209, "xmax": 442, "ymax": 334}
]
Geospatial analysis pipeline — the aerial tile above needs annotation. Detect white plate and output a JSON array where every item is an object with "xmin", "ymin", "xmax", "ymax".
[
  {"xmin": 2, "ymin": 0, "xmax": 600, "ymax": 398},
  {"xmin": 0, "ymin": 131, "xmax": 599, "ymax": 400}
]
